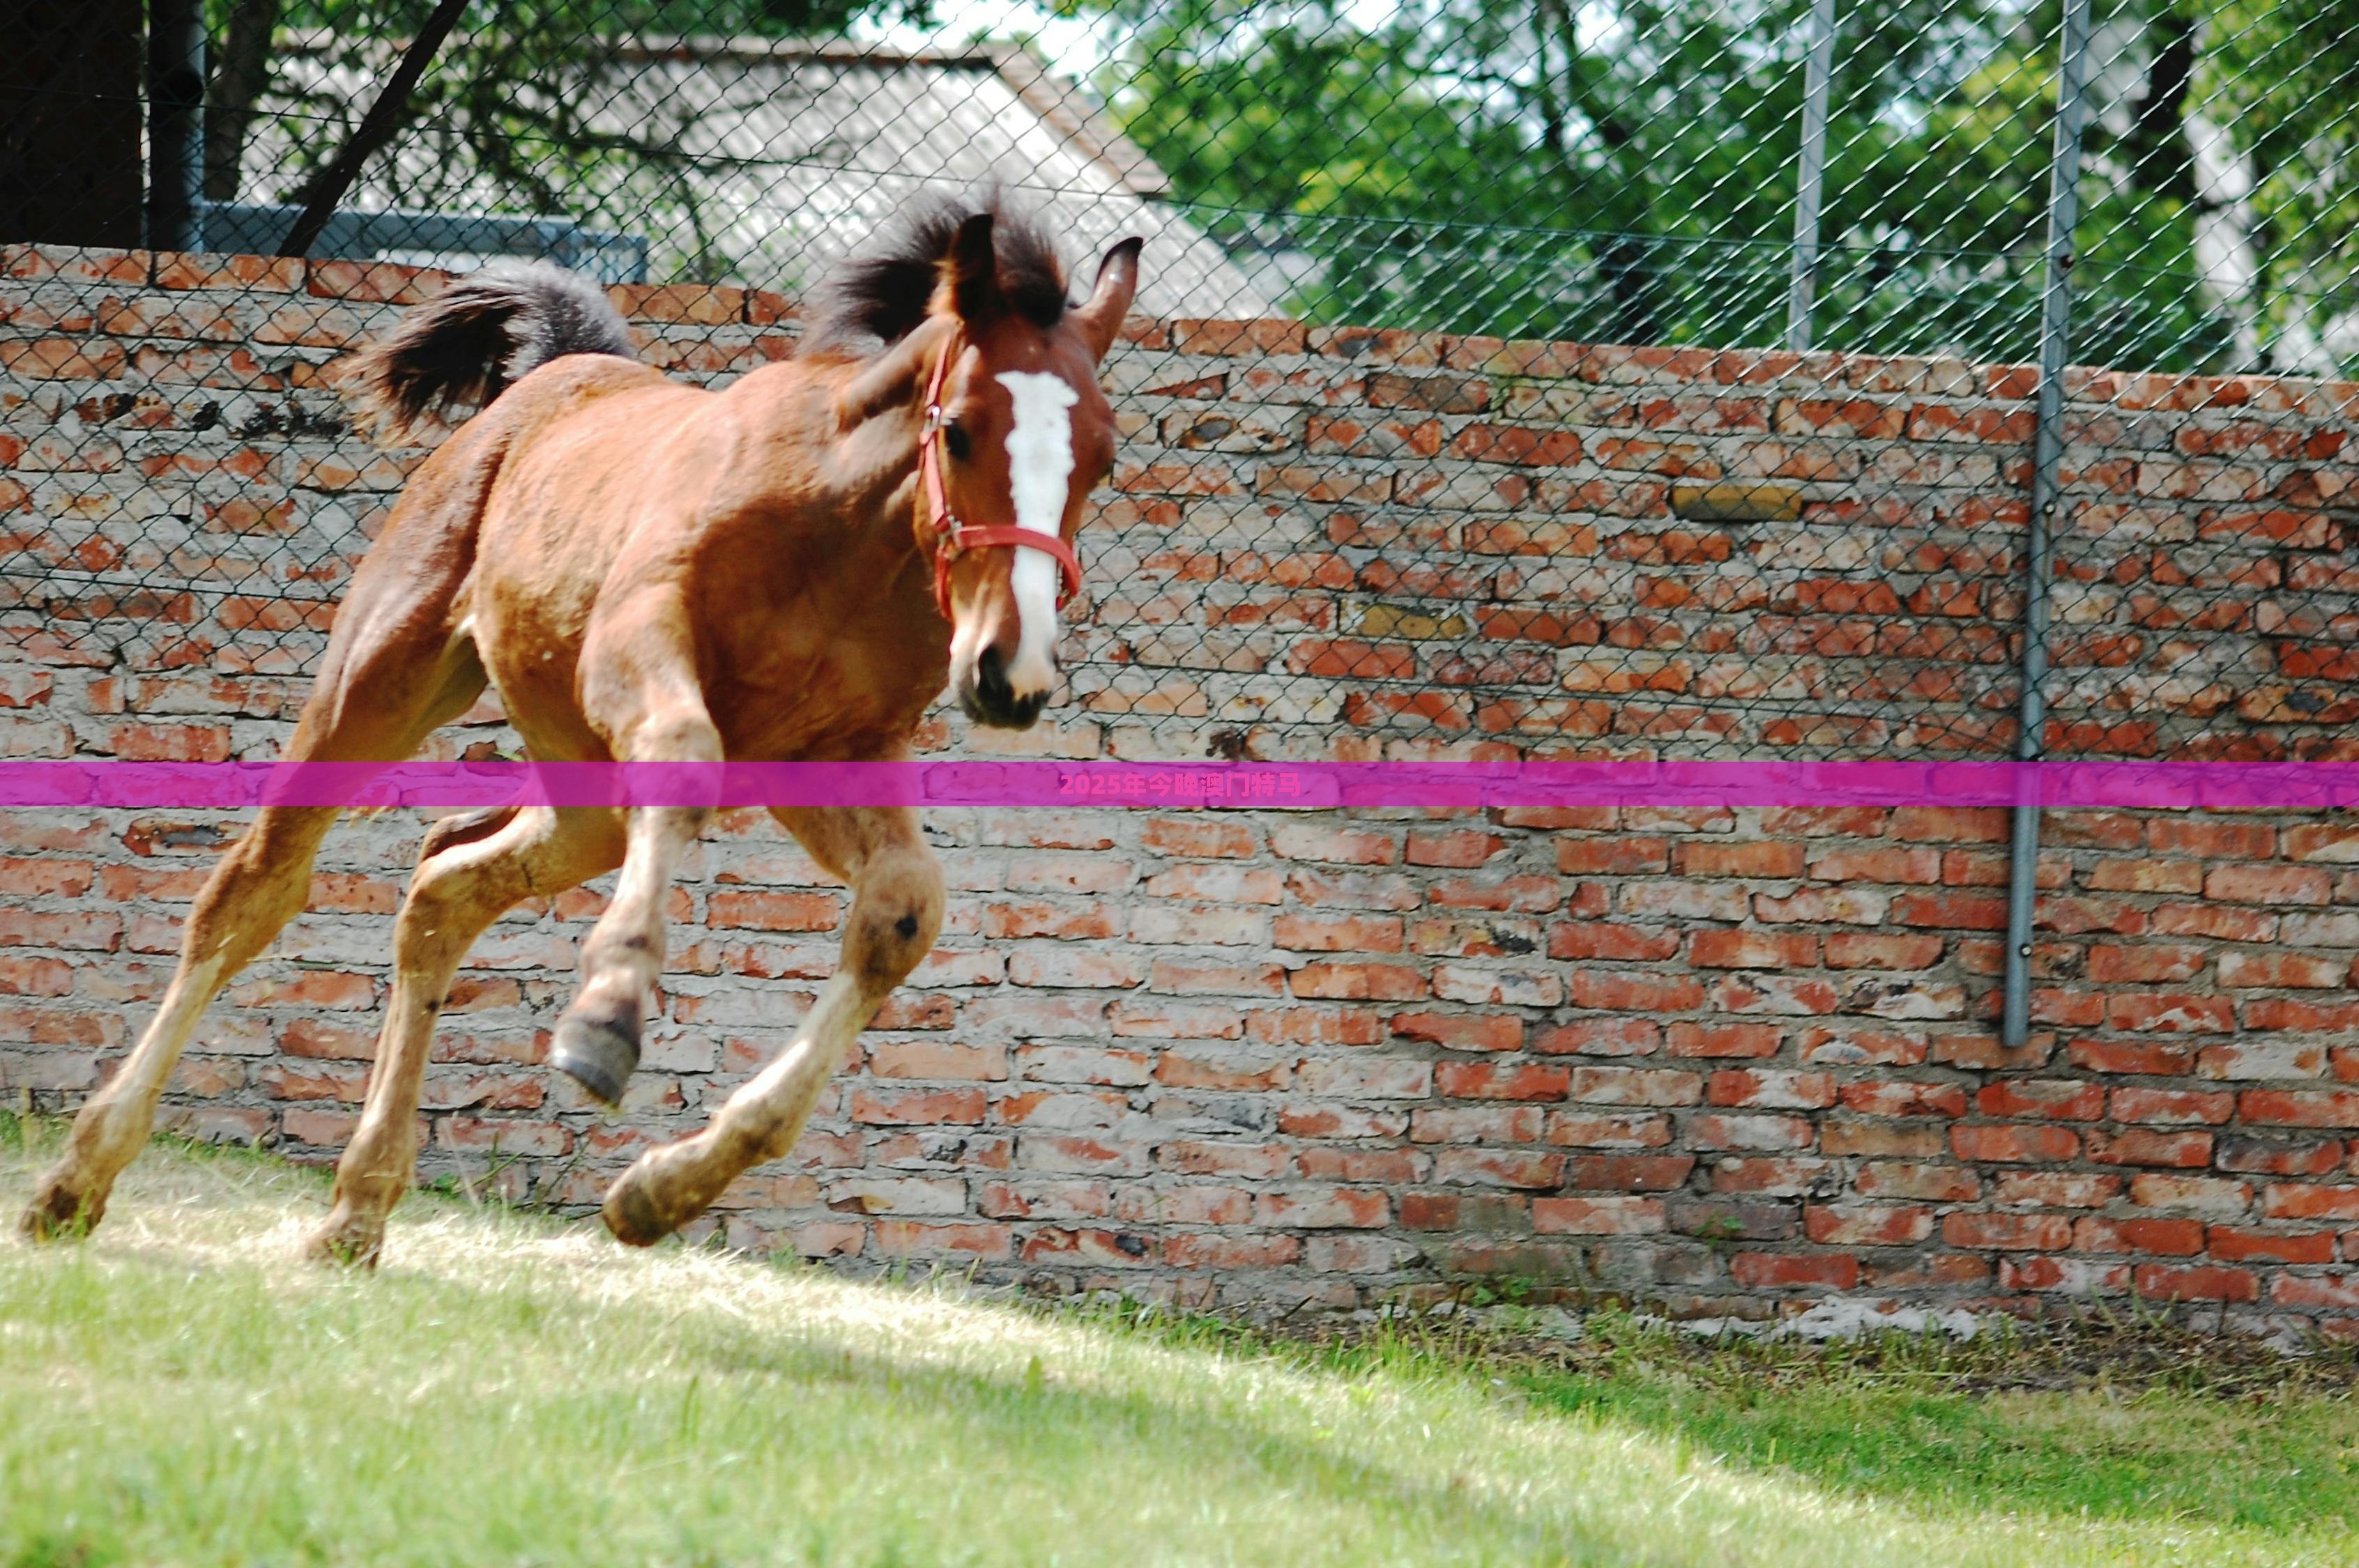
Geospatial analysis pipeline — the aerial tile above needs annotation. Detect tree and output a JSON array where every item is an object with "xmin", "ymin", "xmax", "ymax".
[
  {"xmin": 1083, "ymin": 0, "xmax": 2296, "ymax": 368},
  {"xmin": 197, "ymin": 0, "xmax": 927, "ymax": 275}
]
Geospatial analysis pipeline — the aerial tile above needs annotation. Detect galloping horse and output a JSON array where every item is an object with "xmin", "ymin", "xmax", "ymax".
[{"xmin": 20, "ymin": 193, "xmax": 1141, "ymax": 1263}]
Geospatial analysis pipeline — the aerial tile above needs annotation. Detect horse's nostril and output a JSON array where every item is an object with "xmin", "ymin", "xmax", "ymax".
[{"xmin": 976, "ymin": 646, "xmax": 1013, "ymax": 704}]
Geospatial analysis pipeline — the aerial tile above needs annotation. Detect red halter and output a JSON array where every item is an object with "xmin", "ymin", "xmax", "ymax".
[{"xmin": 917, "ymin": 330, "xmax": 1085, "ymax": 623}]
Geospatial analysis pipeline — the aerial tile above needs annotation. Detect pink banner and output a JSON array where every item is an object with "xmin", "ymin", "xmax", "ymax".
[{"xmin": 0, "ymin": 760, "xmax": 2356, "ymax": 810}]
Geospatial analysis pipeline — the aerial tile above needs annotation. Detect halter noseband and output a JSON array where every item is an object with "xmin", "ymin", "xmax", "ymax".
[{"xmin": 917, "ymin": 329, "xmax": 1085, "ymax": 623}]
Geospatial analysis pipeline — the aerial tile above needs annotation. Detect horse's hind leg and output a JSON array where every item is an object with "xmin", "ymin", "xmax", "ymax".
[
  {"xmin": 18, "ymin": 803, "xmax": 344, "ymax": 1238},
  {"xmin": 18, "ymin": 633, "xmax": 485, "ymax": 1242},
  {"xmin": 308, "ymin": 804, "xmax": 625, "ymax": 1266},
  {"xmin": 600, "ymin": 804, "xmax": 942, "ymax": 1245}
]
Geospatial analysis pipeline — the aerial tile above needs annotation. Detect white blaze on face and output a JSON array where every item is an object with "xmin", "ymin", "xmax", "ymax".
[{"xmin": 995, "ymin": 369, "xmax": 1079, "ymax": 698}]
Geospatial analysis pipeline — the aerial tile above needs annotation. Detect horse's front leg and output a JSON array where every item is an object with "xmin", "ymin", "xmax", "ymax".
[
  {"xmin": 601, "ymin": 804, "xmax": 942, "ymax": 1245},
  {"xmin": 551, "ymin": 628, "xmax": 724, "ymax": 1107}
]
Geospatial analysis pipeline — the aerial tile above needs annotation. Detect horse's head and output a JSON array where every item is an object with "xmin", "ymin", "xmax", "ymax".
[{"xmin": 917, "ymin": 212, "xmax": 1140, "ymax": 729}]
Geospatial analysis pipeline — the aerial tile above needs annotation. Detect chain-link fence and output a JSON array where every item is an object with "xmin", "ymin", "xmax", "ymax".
[{"xmin": 4, "ymin": 0, "xmax": 2354, "ymax": 778}]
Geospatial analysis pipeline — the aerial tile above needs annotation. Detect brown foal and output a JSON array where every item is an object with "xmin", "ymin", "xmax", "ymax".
[{"xmin": 20, "ymin": 194, "xmax": 1140, "ymax": 1263}]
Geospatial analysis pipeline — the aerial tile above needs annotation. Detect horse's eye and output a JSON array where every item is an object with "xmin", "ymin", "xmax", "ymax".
[{"xmin": 943, "ymin": 422, "xmax": 971, "ymax": 461}]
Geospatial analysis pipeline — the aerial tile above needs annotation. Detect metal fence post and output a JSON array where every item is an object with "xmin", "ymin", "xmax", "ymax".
[
  {"xmin": 146, "ymin": 0, "xmax": 206, "ymax": 251},
  {"xmin": 2002, "ymin": 0, "xmax": 2095, "ymax": 1049},
  {"xmin": 1786, "ymin": 0, "xmax": 1838, "ymax": 351}
]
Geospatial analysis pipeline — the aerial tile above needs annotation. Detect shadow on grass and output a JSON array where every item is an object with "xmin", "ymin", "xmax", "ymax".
[{"xmin": 8, "ymin": 1118, "xmax": 2356, "ymax": 1561}]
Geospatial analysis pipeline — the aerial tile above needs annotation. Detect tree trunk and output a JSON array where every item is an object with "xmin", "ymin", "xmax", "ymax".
[{"xmin": 202, "ymin": 0, "xmax": 282, "ymax": 202}]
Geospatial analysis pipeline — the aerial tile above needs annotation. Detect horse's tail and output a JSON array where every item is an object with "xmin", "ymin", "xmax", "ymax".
[{"xmin": 339, "ymin": 260, "xmax": 637, "ymax": 439}]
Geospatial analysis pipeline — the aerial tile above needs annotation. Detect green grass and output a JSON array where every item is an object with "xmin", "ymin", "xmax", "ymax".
[{"xmin": 3, "ymin": 1116, "xmax": 2358, "ymax": 1567}]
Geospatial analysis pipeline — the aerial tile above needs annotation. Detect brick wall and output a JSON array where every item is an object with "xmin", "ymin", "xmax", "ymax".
[{"xmin": 7, "ymin": 243, "xmax": 2359, "ymax": 1330}]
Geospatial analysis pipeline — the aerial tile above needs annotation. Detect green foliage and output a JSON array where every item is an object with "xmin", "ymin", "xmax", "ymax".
[
  {"xmin": 2199, "ymin": 0, "xmax": 2359, "ymax": 364},
  {"xmin": 1085, "ymin": 0, "xmax": 2287, "ymax": 367}
]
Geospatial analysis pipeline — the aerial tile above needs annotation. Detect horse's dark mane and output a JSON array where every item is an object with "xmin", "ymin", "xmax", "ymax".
[{"xmin": 801, "ymin": 187, "xmax": 1069, "ymax": 357}]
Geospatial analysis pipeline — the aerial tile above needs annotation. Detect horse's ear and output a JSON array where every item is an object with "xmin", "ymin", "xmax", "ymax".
[
  {"xmin": 1071, "ymin": 237, "xmax": 1142, "ymax": 362},
  {"xmin": 947, "ymin": 210, "xmax": 1000, "ymax": 324}
]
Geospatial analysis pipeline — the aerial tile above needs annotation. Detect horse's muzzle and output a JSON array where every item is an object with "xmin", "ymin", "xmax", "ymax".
[{"xmin": 959, "ymin": 645, "xmax": 1049, "ymax": 729}]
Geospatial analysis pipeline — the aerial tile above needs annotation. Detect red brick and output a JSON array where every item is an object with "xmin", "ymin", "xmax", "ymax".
[
  {"xmin": 2207, "ymin": 1225, "xmax": 2336, "ymax": 1263},
  {"xmin": 2001, "ymin": 1257, "xmax": 2130, "ymax": 1293},
  {"xmin": 2260, "ymin": 1184, "xmax": 2359, "ymax": 1222},
  {"xmin": 2215, "ymin": 1135, "xmax": 2344, "ymax": 1177},
  {"xmin": 1889, "ymin": 891, "xmax": 2006, "ymax": 929},
  {"xmin": 1410, "ymin": 1106, "xmax": 1543, "ymax": 1144},
  {"xmin": 1952, "ymin": 1125, "xmax": 2080, "ymax": 1163},
  {"xmin": 1549, "ymin": 923, "xmax": 1681, "ymax": 961},
  {"xmin": 1433, "ymin": 1061, "xmax": 1568, "ymax": 1101},
  {"xmin": 1709, "ymin": 1156, "xmax": 1833, "ymax": 1194},
  {"xmin": 1707, "ymin": 1069, "xmax": 1837, "ymax": 1109},
  {"xmin": 1545, "ymin": 1112, "xmax": 1673, "ymax": 1149},
  {"xmin": 2072, "ymin": 1216, "xmax": 2205, "ymax": 1255},
  {"xmin": 2127, "ymin": 1172, "xmax": 2252, "ymax": 1213},
  {"xmin": 2066, "ymin": 1040, "xmax": 2198, "ymax": 1075},
  {"xmin": 1678, "ymin": 840, "xmax": 1805, "ymax": 877},
  {"xmin": 1688, "ymin": 929, "xmax": 1820, "ymax": 969},
  {"xmin": 1730, "ymin": 1252, "xmax": 1858, "ymax": 1289},
  {"xmin": 1554, "ymin": 837, "xmax": 1672, "ymax": 875},
  {"xmin": 2243, "ymin": 1090, "xmax": 2359, "ymax": 1128},
  {"xmin": 1268, "ymin": 823, "xmax": 1398, "ymax": 864},
  {"xmin": 1690, "ymin": 1114, "xmax": 1815, "ymax": 1151},
  {"xmin": 1565, "ymin": 1153, "xmax": 1693, "ymax": 1190},
  {"xmin": 1838, "ymin": 1079, "xmax": 1968, "ymax": 1119},
  {"xmin": 1405, "ymin": 829, "xmax": 1504, "ymax": 868},
  {"xmin": 847, "ymin": 1087, "xmax": 986, "ymax": 1125},
  {"xmin": 1665, "ymin": 1022, "xmax": 1780, "ymax": 1058},
  {"xmin": 1566, "ymin": 1066, "xmax": 1701, "ymax": 1106},
  {"xmin": 2084, "ymin": 858, "xmax": 2204, "ymax": 894},
  {"xmin": 1289, "ymin": 962, "xmax": 1426, "ymax": 1001},
  {"xmin": 2085, "ymin": 944, "xmax": 2208, "ymax": 983},
  {"xmin": 1274, "ymin": 914, "xmax": 1404, "ymax": 952},
  {"xmin": 1854, "ymin": 1162, "xmax": 1980, "ymax": 1201},
  {"xmin": 2107, "ymin": 1086, "xmax": 2234, "ymax": 1125},
  {"xmin": 1976, "ymin": 1079, "xmax": 2105, "ymax": 1121},
  {"xmin": 1140, "ymin": 818, "xmax": 1256, "ymax": 858},
  {"xmin": 2133, "ymin": 1263, "xmax": 2257, "ymax": 1302},
  {"xmin": 1434, "ymin": 1148, "xmax": 1566, "ymax": 1188},
  {"xmin": 1391, "ymin": 1011, "xmax": 1524, "ymax": 1052},
  {"xmin": 1944, "ymin": 1213, "xmax": 2072, "ymax": 1250},
  {"xmin": 2148, "ymin": 820, "xmax": 2274, "ymax": 859},
  {"xmin": 1823, "ymin": 1123, "xmax": 1947, "ymax": 1158},
  {"xmin": 2220, "ymin": 951, "xmax": 2347, "ymax": 989},
  {"xmin": 706, "ymin": 890, "xmax": 841, "ymax": 931},
  {"xmin": 1530, "ymin": 1017, "xmax": 1662, "ymax": 1056},
  {"xmin": 1824, "ymin": 932, "xmax": 1944, "ymax": 969},
  {"xmin": 2079, "ymin": 1130, "xmax": 2213, "ymax": 1170},
  {"xmin": 2204, "ymin": 863, "xmax": 2330, "ymax": 905},
  {"xmin": 1532, "ymin": 1196, "xmax": 1666, "ymax": 1234},
  {"xmin": 1805, "ymin": 1205, "xmax": 1932, "ymax": 1246},
  {"xmin": 2105, "ymin": 993, "xmax": 2236, "ymax": 1033},
  {"xmin": 2272, "ymin": 1274, "xmax": 2359, "ymax": 1310},
  {"xmin": 1889, "ymin": 806, "xmax": 2008, "ymax": 842},
  {"xmin": 1255, "ymin": 1187, "xmax": 1391, "ymax": 1229},
  {"xmin": 1990, "ymin": 1171, "xmax": 2121, "ymax": 1208},
  {"xmin": 1569, "ymin": 972, "xmax": 1705, "ymax": 1012}
]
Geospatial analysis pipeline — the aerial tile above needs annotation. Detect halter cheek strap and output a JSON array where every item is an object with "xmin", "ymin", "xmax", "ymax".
[{"xmin": 917, "ymin": 330, "xmax": 1085, "ymax": 623}]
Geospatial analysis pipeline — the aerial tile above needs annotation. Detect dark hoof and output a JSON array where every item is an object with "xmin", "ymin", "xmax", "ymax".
[
  {"xmin": 18, "ymin": 1178, "xmax": 101, "ymax": 1243},
  {"xmin": 601, "ymin": 1169, "xmax": 673, "ymax": 1248},
  {"xmin": 552, "ymin": 1008, "xmax": 640, "ymax": 1107}
]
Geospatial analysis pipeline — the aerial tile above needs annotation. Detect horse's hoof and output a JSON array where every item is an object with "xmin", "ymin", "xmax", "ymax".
[
  {"xmin": 600, "ymin": 1165, "xmax": 675, "ymax": 1248},
  {"xmin": 17, "ymin": 1175, "xmax": 102, "ymax": 1242},
  {"xmin": 303, "ymin": 1210, "xmax": 384, "ymax": 1269},
  {"xmin": 551, "ymin": 1008, "xmax": 640, "ymax": 1107}
]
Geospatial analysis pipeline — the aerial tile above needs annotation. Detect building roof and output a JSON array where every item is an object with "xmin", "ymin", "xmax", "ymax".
[{"xmin": 238, "ymin": 38, "xmax": 1276, "ymax": 320}]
